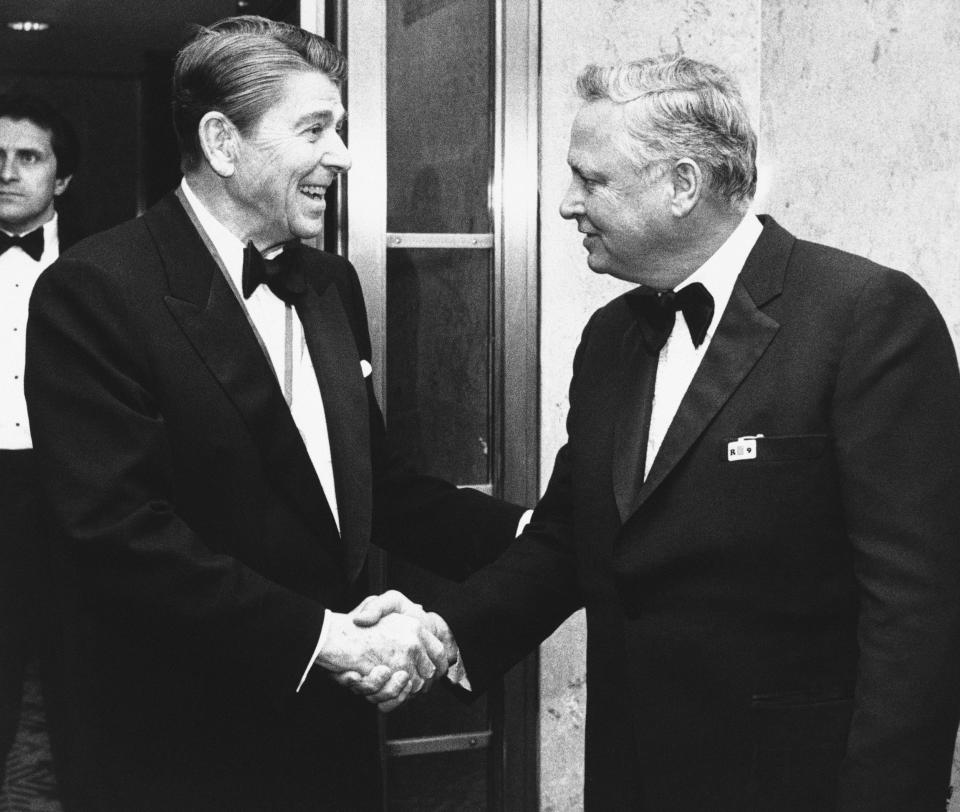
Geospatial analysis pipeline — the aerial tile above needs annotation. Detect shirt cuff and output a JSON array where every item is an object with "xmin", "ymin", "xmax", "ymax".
[
  {"xmin": 446, "ymin": 650, "xmax": 472, "ymax": 691},
  {"xmin": 516, "ymin": 509, "xmax": 534, "ymax": 537},
  {"xmin": 296, "ymin": 608, "xmax": 332, "ymax": 693}
]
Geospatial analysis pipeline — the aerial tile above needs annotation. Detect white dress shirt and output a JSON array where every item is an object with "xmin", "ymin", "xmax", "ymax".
[
  {"xmin": 644, "ymin": 213, "xmax": 763, "ymax": 478},
  {"xmin": 0, "ymin": 215, "xmax": 61, "ymax": 450}
]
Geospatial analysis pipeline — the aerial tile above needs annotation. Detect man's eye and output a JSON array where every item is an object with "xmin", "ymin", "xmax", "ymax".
[{"xmin": 21, "ymin": 153, "xmax": 39, "ymax": 164}]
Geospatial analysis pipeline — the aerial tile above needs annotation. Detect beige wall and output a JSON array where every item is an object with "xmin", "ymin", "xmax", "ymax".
[{"xmin": 536, "ymin": 1, "xmax": 960, "ymax": 808}]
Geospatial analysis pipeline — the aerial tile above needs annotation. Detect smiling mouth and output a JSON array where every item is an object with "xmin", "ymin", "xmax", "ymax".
[{"xmin": 299, "ymin": 184, "xmax": 327, "ymax": 201}]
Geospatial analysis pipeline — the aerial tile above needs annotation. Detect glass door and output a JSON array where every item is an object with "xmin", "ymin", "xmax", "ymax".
[{"xmin": 314, "ymin": 1, "xmax": 540, "ymax": 808}]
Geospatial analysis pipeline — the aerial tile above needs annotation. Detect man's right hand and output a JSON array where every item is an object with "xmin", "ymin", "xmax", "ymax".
[
  {"xmin": 315, "ymin": 596, "xmax": 449, "ymax": 711},
  {"xmin": 331, "ymin": 590, "xmax": 464, "ymax": 710}
]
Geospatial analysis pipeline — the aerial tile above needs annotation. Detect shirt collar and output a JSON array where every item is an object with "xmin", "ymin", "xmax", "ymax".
[
  {"xmin": 180, "ymin": 177, "xmax": 246, "ymax": 290},
  {"xmin": 676, "ymin": 212, "xmax": 763, "ymax": 332},
  {"xmin": 1, "ymin": 212, "xmax": 60, "ymax": 265},
  {"xmin": 1, "ymin": 211, "xmax": 59, "ymax": 240}
]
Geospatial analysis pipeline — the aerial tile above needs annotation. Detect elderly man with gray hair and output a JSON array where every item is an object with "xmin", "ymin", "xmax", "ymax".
[{"xmin": 359, "ymin": 54, "xmax": 960, "ymax": 811}]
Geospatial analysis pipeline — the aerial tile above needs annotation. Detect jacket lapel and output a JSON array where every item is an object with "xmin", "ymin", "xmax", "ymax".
[
  {"xmin": 612, "ymin": 321, "xmax": 659, "ymax": 523},
  {"xmin": 621, "ymin": 216, "xmax": 793, "ymax": 519},
  {"xmin": 146, "ymin": 193, "xmax": 335, "ymax": 538},
  {"xmin": 296, "ymin": 280, "xmax": 372, "ymax": 583}
]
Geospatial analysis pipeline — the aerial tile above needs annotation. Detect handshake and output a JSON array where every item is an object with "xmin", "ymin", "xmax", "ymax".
[{"xmin": 313, "ymin": 590, "xmax": 460, "ymax": 712}]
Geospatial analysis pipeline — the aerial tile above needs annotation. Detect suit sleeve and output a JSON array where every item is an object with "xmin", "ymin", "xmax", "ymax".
[
  {"xmin": 336, "ymin": 260, "xmax": 527, "ymax": 580},
  {"xmin": 25, "ymin": 258, "xmax": 326, "ymax": 697},
  {"xmin": 831, "ymin": 270, "xmax": 960, "ymax": 810},
  {"xmin": 429, "ymin": 316, "xmax": 603, "ymax": 692}
]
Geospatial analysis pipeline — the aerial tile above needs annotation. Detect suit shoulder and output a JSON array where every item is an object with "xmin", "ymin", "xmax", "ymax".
[
  {"xmin": 790, "ymin": 237, "xmax": 914, "ymax": 291},
  {"xmin": 56, "ymin": 215, "xmax": 152, "ymax": 272},
  {"xmin": 786, "ymin": 236, "xmax": 935, "ymax": 308},
  {"xmin": 784, "ymin": 237, "xmax": 947, "ymax": 344}
]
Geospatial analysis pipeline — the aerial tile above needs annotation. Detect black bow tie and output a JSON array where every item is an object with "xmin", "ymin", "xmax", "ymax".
[
  {"xmin": 0, "ymin": 227, "xmax": 44, "ymax": 261},
  {"xmin": 625, "ymin": 281, "xmax": 715, "ymax": 354},
  {"xmin": 241, "ymin": 240, "xmax": 306, "ymax": 303}
]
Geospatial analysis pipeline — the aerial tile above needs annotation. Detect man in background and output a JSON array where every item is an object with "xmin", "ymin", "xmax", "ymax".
[
  {"xmin": 24, "ymin": 17, "xmax": 522, "ymax": 812},
  {"xmin": 0, "ymin": 93, "xmax": 81, "ymax": 804},
  {"xmin": 359, "ymin": 55, "xmax": 960, "ymax": 811}
]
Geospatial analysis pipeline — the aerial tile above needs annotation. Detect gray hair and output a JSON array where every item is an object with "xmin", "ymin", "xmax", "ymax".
[
  {"xmin": 577, "ymin": 56, "xmax": 757, "ymax": 208},
  {"xmin": 173, "ymin": 15, "xmax": 346, "ymax": 171}
]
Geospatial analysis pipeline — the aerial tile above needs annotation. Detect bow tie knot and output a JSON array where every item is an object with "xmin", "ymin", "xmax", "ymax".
[
  {"xmin": 625, "ymin": 281, "xmax": 715, "ymax": 354},
  {"xmin": 241, "ymin": 240, "xmax": 306, "ymax": 303},
  {"xmin": 0, "ymin": 227, "xmax": 44, "ymax": 261}
]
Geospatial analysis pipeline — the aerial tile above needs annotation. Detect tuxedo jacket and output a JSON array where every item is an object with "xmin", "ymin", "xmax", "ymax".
[
  {"xmin": 438, "ymin": 216, "xmax": 960, "ymax": 811},
  {"xmin": 24, "ymin": 192, "xmax": 523, "ymax": 811}
]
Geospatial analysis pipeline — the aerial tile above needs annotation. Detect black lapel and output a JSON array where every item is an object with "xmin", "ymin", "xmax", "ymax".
[
  {"xmin": 146, "ymin": 193, "xmax": 337, "ymax": 539},
  {"xmin": 612, "ymin": 320, "xmax": 658, "ymax": 523},
  {"xmin": 296, "ymin": 279, "xmax": 373, "ymax": 583},
  {"xmin": 619, "ymin": 216, "xmax": 793, "ymax": 520}
]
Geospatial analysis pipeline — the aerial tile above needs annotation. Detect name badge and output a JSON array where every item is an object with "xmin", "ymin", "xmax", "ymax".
[{"xmin": 727, "ymin": 434, "xmax": 764, "ymax": 461}]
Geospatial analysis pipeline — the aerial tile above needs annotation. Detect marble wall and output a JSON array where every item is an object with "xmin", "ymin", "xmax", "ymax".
[{"xmin": 536, "ymin": 0, "xmax": 960, "ymax": 808}]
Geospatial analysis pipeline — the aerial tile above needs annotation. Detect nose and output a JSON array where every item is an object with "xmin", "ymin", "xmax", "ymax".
[
  {"xmin": 0, "ymin": 156, "xmax": 17, "ymax": 182},
  {"xmin": 323, "ymin": 132, "xmax": 352, "ymax": 175},
  {"xmin": 559, "ymin": 176, "xmax": 584, "ymax": 220}
]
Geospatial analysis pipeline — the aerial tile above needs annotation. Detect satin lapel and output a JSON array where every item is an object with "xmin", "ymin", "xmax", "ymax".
[
  {"xmin": 148, "ymin": 194, "xmax": 333, "ymax": 536},
  {"xmin": 296, "ymin": 280, "xmax": 372, "ymax": 583},
  {"xmin": 612, "ymin": 321, "xmax": 658, "ymax": 523},
  {"xmin": 625, "ymin": 280, "xmax": 779, "ymax": 517}
]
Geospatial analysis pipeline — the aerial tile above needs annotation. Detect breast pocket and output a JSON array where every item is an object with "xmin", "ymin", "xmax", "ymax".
[{"xmin": 724, "ymin": 433, "xmax": 830, "ymax": 464}]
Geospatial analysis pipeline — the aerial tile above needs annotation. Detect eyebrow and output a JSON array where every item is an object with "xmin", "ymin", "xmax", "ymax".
[
  {"xmin": 294, "ymin": 108, "xmax": 348, "ymax": 130},
  {"xmin": 0, "ymin": 146, "xmax": 44, "ymax": 154}
]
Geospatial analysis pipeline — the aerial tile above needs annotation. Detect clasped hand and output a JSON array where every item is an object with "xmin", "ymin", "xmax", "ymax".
[{"xmin": 314, "ymin": 590, "xmax": 456, "ymax": 712}]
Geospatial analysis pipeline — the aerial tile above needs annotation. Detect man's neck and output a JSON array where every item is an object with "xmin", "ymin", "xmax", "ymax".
[
  {"xmin": 183, "ymin": 168, "xmax": 271, "ymax": 251},
  {"xmin": 652, "ymin": 208, "xmax": 747, "ymax": 290},
  {"xmin": 0, "ymin": 206, "xmax": 56, "ymax": 237}
]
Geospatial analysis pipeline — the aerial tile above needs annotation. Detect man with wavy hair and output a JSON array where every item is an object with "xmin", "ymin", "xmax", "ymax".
[{"xmin": 24, "ymin": 17, "xmax": 522, "ymax": 811}]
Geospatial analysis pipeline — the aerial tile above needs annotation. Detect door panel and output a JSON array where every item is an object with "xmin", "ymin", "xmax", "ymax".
[{"xmin": 339, "ymin": 1, "xmax": 540, "ymax": 807}]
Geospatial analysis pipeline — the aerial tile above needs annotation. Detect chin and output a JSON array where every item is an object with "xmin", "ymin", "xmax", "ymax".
[
  {"xmin": 585, "ymin": 254, "xmax": 610, "ymax": 276},
  {"xmin": 291, "ymin": 222, "xmax": 324, "ymax": 241}
]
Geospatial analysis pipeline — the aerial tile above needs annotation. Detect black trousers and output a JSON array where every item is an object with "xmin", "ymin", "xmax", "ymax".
[{"xmin": 0, "ymin": 449, "xmax": 68, "ymax": 798}]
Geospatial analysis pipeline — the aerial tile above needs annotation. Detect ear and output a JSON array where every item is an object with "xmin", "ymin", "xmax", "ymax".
[
  {"xmin": 669, "ymin": 158, "xmax": 703, "ymax": 217},
  {"xmin": 197, "ymin": 112, "xmax": 239, "ymax": 178},
  {"xmin": 53, "ymin": 174, "xmax": 72, "ymax": 197}
]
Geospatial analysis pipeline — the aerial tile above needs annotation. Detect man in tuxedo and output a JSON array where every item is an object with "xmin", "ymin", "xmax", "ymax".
[
  {"xmin": 358, "ymin": 55, "xmax": 960, "ymax": 810},
  {"xmin": 0, "ymin": 94, "xmax": 81, "ymax": 800},
  {"xmin": 23, "ymin": 17, "xmax": 522, "ymax": 812}
]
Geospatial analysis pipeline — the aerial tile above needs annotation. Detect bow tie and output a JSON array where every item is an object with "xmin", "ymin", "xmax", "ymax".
[
  {"xmin": 241, "ymin": 240, "xmax": 306, "ymax": 303},
  {"xmin": 0, "ymin": 227, "xmax": 44, "ymax": 261},
  {"xmin": 625, "ymin": 281, "xmax": 715, "ymax": 354}
]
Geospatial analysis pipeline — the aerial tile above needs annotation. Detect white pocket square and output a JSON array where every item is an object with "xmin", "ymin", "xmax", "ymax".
[{"xmin": 360, "ymin": 360, "xmax": 373, "ymax": 378}]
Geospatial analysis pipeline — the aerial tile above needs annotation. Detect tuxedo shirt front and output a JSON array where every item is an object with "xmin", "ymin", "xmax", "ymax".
[{"xmin": 1, "ymin": 215, "xmax": 61, "ymax": 449}]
